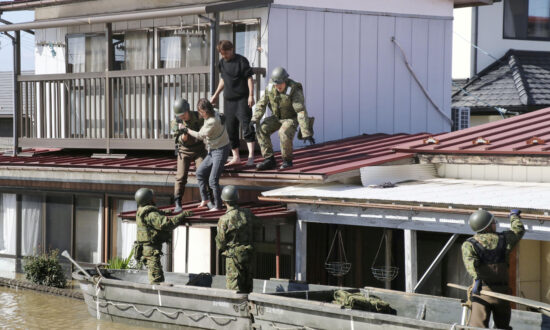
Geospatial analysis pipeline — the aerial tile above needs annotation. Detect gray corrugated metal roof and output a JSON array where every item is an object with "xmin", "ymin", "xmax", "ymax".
[
  {"xmin": 262, "ymin": 178, "xmax": 550, "ymax": 211},
  {"xmin": 0, "ymin": 71, "xmax": 34, "ymax": 115},
  {"xmin": 452, "ymin": 49, "xmax": 550, "ymax": 110}
]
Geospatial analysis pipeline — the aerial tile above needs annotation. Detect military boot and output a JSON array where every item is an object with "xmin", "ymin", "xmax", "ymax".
[
  {"xmin": 256, "ymin": 156, "xmax": 276, "ymax": 171},
  {"xmin": 174, "ymin": 197, "xmax": 182, "ymax": 213},
  {"xmin": 280, "ymin": 159, "xmax": 293, "ymax": 169}
]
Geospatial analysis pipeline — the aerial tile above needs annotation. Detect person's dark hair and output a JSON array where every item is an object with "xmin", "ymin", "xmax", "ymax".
[
  {"xmin": 197, "ymin": 98, "xmax": 215, "ymax": 117},
  {"xmin": 217, "ymin": 40, "xmax": 234, "ymax": 52}
]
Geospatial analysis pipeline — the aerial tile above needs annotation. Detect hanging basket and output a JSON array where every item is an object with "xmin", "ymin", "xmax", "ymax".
[
  {"xmin": 325, "ymin": 261, "xmax": 351, "ymax": 277},
  {"xmin": 371, "ymin": 265, "xmax": 399, "ymax": 282}
]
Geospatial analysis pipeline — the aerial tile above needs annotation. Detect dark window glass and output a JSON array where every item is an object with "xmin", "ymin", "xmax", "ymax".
[
  {"xmin": 504, "ymin": 0, "xmax": 550, "ymax": 40},
  {"xmin": 46, "ymin": 195, "xmax": 72, "ymax": 253}
]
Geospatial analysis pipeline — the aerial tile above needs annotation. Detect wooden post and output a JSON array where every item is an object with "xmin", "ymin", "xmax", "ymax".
[
  {"xmin": 295, "ymin": 220, "xmax": 307, "ymax": 281},
  {"xmin": 384, "ymin": 229, "xmax": 393, "ymax": 289},
  {"xmin": 276, "ymin": 225, "xmax": 280, "ymax": 279},
  {"xmin": 404, "ymin": 229, "xmax": 417, "ymax": 293}
]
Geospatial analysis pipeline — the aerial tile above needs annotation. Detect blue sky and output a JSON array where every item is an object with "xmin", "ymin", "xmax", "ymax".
[{"xmin": 0, "ymin": 11, "xmax": 35, "ymax": 72}]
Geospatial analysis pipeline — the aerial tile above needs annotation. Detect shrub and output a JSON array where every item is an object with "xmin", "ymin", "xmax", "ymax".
[{"xmin": 23, "ymin": 249, "xmax": 67, "ymax": 288}]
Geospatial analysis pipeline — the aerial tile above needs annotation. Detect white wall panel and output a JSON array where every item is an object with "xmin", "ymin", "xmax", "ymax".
[
  {"xmin": 359, "ymin": 15, "xmax": 378, "ymax": 134},
  {"xmin": 342, "ymin": 14, "xmax": 361, "ymax": 138},
  {"xmin": 394, "ymin": 18, "xmax": 412, "ymax": 134},
  {"xmin": 305, "ymin": 11, "xmax": 325, "ymax": 142},
  {"xmin": 427, "ymin": 19, "xmax": 446, "ymax": 133},
  {"xmin": 287, "ymin": 9, "xmax": 307, "ymax": 148},
  {"xmin": 410, "ymin": 19, "xmax": 429, "ymax": 133},
  {"xmin": 376, "ymin": 16, "xmax": 395, "ymax": 134},
  {"xmin": 323, "ymin": 12, "xmax": 343, "ymax": 141}
]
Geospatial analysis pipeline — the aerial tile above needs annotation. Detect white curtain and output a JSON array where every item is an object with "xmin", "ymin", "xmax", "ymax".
[
  {"xmin": 95, "ymin": 198, "xmax": 103, "ymax": 264},
  {"xmin": 0, "ymin": 194, "xmax": 16, "ymax": 255},
  {"xmin": 86, "ymin": 35, "xmax": 106, "ymax": 73},
  {"xmin": 243, "ymin": 24, "xmax": 258, "ymax": 65},
  {"xmin": 68, "ymin": 36, "xmax": 85, "ymax": 73},
  {"xmin": 117, "ymin": 200, "xmax": 137, "ymax": 259},
  {"xmin": 21, "ymin": 195, "xmax": 42, "ymax": 256},
  {"xmin": 162, "ymin": 36, "xmax": 182, "ymax": 68},
  {"xmin": 125, "ymin": 31, "xmax": 151, "ymax": 70}
]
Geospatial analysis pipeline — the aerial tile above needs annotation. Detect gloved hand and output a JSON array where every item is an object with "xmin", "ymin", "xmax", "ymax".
[
  {"xmin": 304, "ymin": 136, "xmax": 315, "ymax": 145},
  {"xmin": 179, "ymin": 127, "xmax": 189, "ymax": 135},
  {"xmin": 472, "ymin": 279, "xmax": 482, "ymax": 295},
  {"xmin": 510, "ymin": 209, "xmax": 521, "ymax": 217}
]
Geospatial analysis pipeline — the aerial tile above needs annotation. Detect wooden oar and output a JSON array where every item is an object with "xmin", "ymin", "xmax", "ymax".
[{"xmin": 447, "ymin": 283, "xmax": 550, "ymax": 316}]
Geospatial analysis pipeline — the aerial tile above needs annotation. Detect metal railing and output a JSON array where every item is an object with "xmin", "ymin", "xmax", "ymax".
[{"xmin": 17, "ymin": 66, "xmax": 210, "ymax": 151}]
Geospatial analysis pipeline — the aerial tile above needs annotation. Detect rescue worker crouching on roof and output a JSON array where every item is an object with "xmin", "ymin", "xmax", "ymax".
[
  {"xmin": 215, "ymin": 185, "xmax": 258, "ymax": 293},
  {"xmin": 461, "ymin": 209, "xmax": 525, "ymax": 329},
  {"xmin": 133, "ymin": 188, "xmax": 193, "ymax": 285},
  {"xmin": 171, "ymin": 98, "xmax": 207, "ymax": 213},
  {"xmin": 252, "ymin": 67, "xmax": 315, "ymax": 170}
]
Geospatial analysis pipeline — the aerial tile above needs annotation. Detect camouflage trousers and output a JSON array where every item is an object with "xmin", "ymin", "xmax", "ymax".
[
  {"xmin": 225, "ymin": 248, "xmax": 253, "ymax": 293},
  {"xmin": 142, "ymin": 245, "xmax": 164, "ymax": 284},
  {"xmin": 256, "ymin": 116, "xmax": 297, "ymax": 160}
]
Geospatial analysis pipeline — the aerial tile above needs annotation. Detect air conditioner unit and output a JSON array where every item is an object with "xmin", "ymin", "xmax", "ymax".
[{"xmin": 452, "ymin": 107, "xmax": 470, "ymax": 131}]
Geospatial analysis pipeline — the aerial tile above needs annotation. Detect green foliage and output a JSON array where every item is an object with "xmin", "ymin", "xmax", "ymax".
[
  {"xmin": 106, "ymin": 250, "xmax": 140, "ymax": 269},
  {"xmin": 23, "ymin": 249, "xmax": 67, "ymax": 288}
]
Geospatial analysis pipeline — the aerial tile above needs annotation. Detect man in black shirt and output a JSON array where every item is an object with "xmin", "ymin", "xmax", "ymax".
[{"xmin": 210, "ymin": 40, "xmax": 256, "ymax": 166}]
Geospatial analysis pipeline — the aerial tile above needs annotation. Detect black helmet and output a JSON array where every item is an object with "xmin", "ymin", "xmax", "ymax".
[
  {"xmin": 174, "ymin": 99, "xmax": 190, "ymax": 116},
  {"xmin": 135, "ymin": 188, "xmax": 154, "ymax": 206},
  {"xmin": 270, "ymin": 67, "xmax": 289, "ymax": 84},
  {"xmin": 468, "ymin": 210, "xmax": 494, "ymax": 233},
  {"xmin": 221, "ymin": 185, "xmax": 239, "ymax": 202}
]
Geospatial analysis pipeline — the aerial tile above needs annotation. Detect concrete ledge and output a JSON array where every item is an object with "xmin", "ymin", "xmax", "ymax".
[{"xmin": 0, "ymin": 276, "xmax": 83, "ymax": 300}]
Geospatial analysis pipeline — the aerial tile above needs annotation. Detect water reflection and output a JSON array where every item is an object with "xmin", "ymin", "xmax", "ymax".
[{"xmin": 0, "ymin": 285, "xmax": 150, "ymax": 329}]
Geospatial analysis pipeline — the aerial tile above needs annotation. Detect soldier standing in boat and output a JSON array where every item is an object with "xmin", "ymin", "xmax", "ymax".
[
  {"xmin": 134, "ymin": 188, "xmax": 193, "ymax": 285},
  {"xmin": 462, "ymin": 209, "xmax": 525, "ymax": 329},
  {"xmin": 215, "ymin": 185, "xmax": 257, "ymax": 293},
  {"xmin": 252, "ymin": 67, "xmax": 315, "ymax": 170}
]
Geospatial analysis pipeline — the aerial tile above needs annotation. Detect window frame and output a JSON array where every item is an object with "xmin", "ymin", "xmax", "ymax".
[{"xmin": 502, "ymin": 0, "xmax": 550, "ymax": 41}]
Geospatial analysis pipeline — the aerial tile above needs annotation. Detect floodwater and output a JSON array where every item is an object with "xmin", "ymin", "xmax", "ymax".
[{"xmin": 0, "ymin": 284, "xmax": 151, "ymax": 329}]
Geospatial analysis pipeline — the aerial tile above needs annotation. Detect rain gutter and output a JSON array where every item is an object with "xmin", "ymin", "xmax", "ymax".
[
  {"xmin": 257, "ymin": 196, "xmax": 550, "ymax": 222},
  {"xmin": 0, "ymin": 0, "xmax": 272, "ymax": 32}
]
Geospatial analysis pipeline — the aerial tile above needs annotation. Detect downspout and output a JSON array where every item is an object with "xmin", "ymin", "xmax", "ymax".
[
  {"xmin": 472, "ymin": 6, "xmax": 478, "ymax": 76},
  {"xmin": 12, "ymin": 30, "xmax": 20, "ymax": 156},
  {"xmin": 199, "ymin": 13, "xmax": 219, "ymax": 96}
]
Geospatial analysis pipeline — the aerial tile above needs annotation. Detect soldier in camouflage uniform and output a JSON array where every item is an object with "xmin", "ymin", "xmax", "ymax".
[
  {"xmin": 171, "ymin": 99, "xmax": 207, "ymax": 213},
  {"xmin": 215, "ymin": 185, "xmax": 257, "ymax": 292},
  {"xmin": 134, "ymin": 188, "xmax": 193, "ymax": 284},
  {"xmin": 462, "ymin": 209, "xmax": 525, "ymax": 329},
  {"xmin": 252, "ymin": 67, "xmax": 315, "ymax": 170}
]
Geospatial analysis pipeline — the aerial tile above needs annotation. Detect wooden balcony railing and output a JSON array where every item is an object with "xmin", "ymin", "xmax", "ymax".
[{"xmin": 17, "ymin": 66, "xmax": 211, "ymax": 151}]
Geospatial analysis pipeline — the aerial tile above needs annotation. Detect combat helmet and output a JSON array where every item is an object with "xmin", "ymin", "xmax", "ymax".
[
  {"xmin": 270, "ymin": 67, "xmax": 289, "ymax": 84},
  {"xmin": 221, "ymin": 185, "xmax": 239, "ymax": 203},
  {"xmin": 135, "ymin": 188, "xmax": 154, "ymax": 206},
  {"xmin": 468, "ymin": 210, "xmax": 494, "ymax": 233},
  {"xmin": 173, "ymin": 98, "xmax": 190, "ymax": 116}
]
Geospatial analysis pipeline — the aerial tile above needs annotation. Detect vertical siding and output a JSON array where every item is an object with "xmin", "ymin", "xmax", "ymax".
[
  {"xmin": 268, "ymin": 7, "xmax": 453, "ymax": 145},
  {"xmin": 323, "ymin": 13, "xmax": 343, "ymax": 141}
]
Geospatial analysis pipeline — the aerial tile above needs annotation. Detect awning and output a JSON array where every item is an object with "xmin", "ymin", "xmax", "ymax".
[{"xmin": 0, "ymin": 0, "xmax": 272, "ymax": 32}]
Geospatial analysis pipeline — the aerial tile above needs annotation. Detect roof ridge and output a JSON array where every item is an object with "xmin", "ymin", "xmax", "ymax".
[{"xmin": 508, "ymin": 52, "xmax": 531, "ymax": 106}]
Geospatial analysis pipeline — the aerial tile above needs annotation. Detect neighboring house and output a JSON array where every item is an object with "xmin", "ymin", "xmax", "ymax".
[
  {"xmin": 0, "ymin": 0, "xmax": 496, "ymax": 291},
  {"xmin": 263, "ymin": 107, "xmax": 550, "ymax": 306},
  {"xmin": 0, "ymin": 71, "xmax": 34, "ymax": 138},
  {"xmin": 452, "ymin": 0, "xmax": 550, "ymax": 126}
]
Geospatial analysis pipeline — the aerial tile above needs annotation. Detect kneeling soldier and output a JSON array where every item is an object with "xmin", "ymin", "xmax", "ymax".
[
  {"xmin": 134, "ymin": 188, "xmax": 193, "ymax": 284},
  {"xmin": 252, "ymin": 67, "xmax": 315, "ymax": 170},
  {"xmin": 462, "ymin": 209, "xmax": 525, "ymax": 329},
  {"xmin": 215, "ymin": 185, "xmax": 257, "ymax": 292}
]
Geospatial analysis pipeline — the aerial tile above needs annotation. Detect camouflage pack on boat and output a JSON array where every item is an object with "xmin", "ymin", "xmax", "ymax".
[{"xmin": 333, "ymin": 290, "xmax": 396, "ymax": 315}]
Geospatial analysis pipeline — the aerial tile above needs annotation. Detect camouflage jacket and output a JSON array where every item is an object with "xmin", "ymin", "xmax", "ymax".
[
  {"xmin": 170, "ymin": 111, "xmax": 205, "ymax": 149},
  {"xmin": 253, "ymin": 79, "xmax": 313, "ymax": 138},
  {"xmin": 215, "ymin": 205, "xmax": 256, "ymax": 255},
  {"xmin": 136, "ymin": 205, "xmax": 191, "ymax": 247},
  {"xmin": 461, "ymin": 215, "xmax": 525, "ymax": 281}
]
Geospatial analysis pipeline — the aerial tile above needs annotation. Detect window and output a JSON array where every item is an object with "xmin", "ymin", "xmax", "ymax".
[
  {"xmin": 46, "ymin": 195, "xmax": 72, "ymax": 253},
  {"xmin": 113, "ymin": 31, "xmax": 154, "ymax": 70},
  {"xmin": 0, "ymin": 194, "xmax": 16, "ymax": 255},
  {"xmin": 504, "ymin": 0, "xmax": 550, "ymax": 40},
  {"xmin": 113, "ymin": 199, "xmax": 137, "ymax": 259},
  {"xmin": 67, "ymin": 34, "xmax": 106, "ymax": 73},
  {"xmin": 21, "ymin": 195, "xmax": 43, "ymax": 256},
  {"xmin": 74, "ymin": 196, "xmax": 103, "ymax": 263},
  {"xmin": 159, "ymin": 29, "xmax": 210, "ymax": 68}
]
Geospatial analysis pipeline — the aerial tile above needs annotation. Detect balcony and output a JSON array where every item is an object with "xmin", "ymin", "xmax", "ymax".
[{"xmin": 17, "ymin": 66, "xmax": 214, "ymax": 151}]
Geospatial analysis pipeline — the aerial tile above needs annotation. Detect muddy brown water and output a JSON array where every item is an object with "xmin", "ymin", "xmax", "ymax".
[{"xmin": 0, "ymin": 284, "xmax": 153, "ymax": 329}]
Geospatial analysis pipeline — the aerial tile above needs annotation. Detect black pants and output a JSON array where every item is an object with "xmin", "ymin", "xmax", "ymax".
[{"xmin": 224, "ymin": 97, "xmax": 255, "ymax": 149}]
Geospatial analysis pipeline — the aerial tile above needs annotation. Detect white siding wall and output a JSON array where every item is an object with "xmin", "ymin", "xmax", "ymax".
[
  {"xmin": 476, "ymin": 1, "xmax": 550, "ymax": 73},
  {"xmin": 267, "ymin": 6, "xmax": 453, "ymax": 146},
  {"xmin": 452, "ymin": 7, "xmax": 473, "ymax": 79}
]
